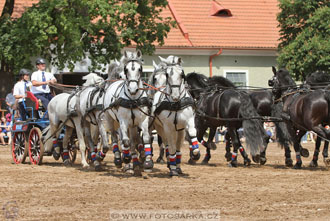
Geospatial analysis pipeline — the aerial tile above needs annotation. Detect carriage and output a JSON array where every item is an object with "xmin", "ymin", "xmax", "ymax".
[{"xmin": 11, "ymin": 91, "xmax": 78, "ymax": 165}]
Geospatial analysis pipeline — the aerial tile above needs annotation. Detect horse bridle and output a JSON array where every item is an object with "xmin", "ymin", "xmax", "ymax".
[
  {"xmin": 165, "ymin": 65, "xmax": 185, "ymax": 96},
  {"xmin": 124, "ymin": 59, "xmax": 143, "ymax": 86}
]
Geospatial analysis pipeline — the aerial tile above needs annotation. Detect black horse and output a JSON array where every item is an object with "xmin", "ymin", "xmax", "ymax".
[
  {"xmin": 305, "ymin": 70, "xmax": 330, "ymax": 167},
  {"xmin": 268, "ymin": 68, "xmax": 330, "ymax": 169},
  {"xmin": 186, "ymin": 72, "xmax": 267, "ymax": 167}
]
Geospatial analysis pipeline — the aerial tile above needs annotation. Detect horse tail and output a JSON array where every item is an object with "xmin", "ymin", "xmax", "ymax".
[
  {"xmin": 271, "ymin": 102, "xmax": 292, "ymax": 148},
  {"xmin": 239, "ymin": 92, "xmax": 267, "ymax": 156},
  {"xmin": 42, "ymin": 125, "xmax": 54, "ymax": 152}
]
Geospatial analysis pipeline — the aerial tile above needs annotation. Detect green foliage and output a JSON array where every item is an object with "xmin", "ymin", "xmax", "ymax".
[
  {"xmin": 277, "ymin": 0, "xmax": 330, "ymax": 80},
  {"xmin": 0, "ymin": 0, "xmax": 174, "ymax": 74}
]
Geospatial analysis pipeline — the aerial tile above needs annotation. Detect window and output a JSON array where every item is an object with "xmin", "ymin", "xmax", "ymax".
[
  {"xmin": 224, "ymin": 70, "xmax": 248, "ymax": 88},
  {"xmin": 141, "ymin": 68, "xmax": 153, "ymax": 83}
]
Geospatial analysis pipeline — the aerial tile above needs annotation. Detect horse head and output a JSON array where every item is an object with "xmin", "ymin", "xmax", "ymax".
[
  {"xmin": 108, "ymin": 59, "xmax": 124, "ymax": 80},
  {"xmin": 122, "ymin": 50, "xmax": 143, "ymax": 95},
  {"xmin": 149, "ymin": 60, "xmax": 167, "ymax": 89},
  {"xmin": 165, "ymin": 63, "xmax": 185, "ymax": 102},
  {"xmin": 82, "ymin": 73, "xmax": 104, "ymax": 86},
  {"xmin": 305, "ymin": 70, "xmax": 330, "ymax": 89},
  {"xmin": 268, "ymin": 67, "xmax": 295, "ymax": 99}
]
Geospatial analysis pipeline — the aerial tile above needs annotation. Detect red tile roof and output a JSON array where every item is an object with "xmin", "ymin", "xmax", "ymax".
[
  {"xmin": 0, "ymin": 0, "xmax": 280, "ymax": 50},
  {"xmin": 162, "ymin": 0, "xmax": 280, "ymax": 49}
]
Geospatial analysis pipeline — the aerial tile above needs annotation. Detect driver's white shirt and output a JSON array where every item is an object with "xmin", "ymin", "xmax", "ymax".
[{"xmin": 31, "ymin": 70, "xmax": 55, "ymax": 94}]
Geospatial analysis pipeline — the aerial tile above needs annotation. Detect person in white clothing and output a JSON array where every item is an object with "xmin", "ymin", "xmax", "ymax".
[
  {"xmin": 31, "ymin": 58, "xmax": 57, "ymax": 110},
  {"xmin": 13, "ymin": 69, "xmax": 32, "ymax": 121}
]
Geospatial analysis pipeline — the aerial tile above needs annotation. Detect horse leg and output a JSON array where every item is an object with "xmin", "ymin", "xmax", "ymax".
[
  {"xmin": 140, "ymin": 117, "xmax": 153, "ymax": 172},
  {"xmin": 73, "ymin": 117, "xmax": 89, "ymax": 168},
  {"xmin": 175, "ymin": 130, "xmax": 185, "ymax": 175},
  {"xmin": 293, "ymin": 130, "xmax": 306, "ymax": 169},
  {"xmin": 186, "ymin": 116, "xmax": 200, "ymax": 162},
  {"xmin": 227, "ymin": 128, "xmax": 239, "ymax": 167},
  {"xmin": 235, "ymin": 130, "xmax": 251, "ymax": 166},
  {"xmin": 62, "ymin": 126, "xmax": 73, "ymax": 166},
  {"xmin": 156, "ymin": 135, "xmax": 165, "ymax": 163},
  {"xmin": 260, "ymin": 131, "xmax": 270, "ymax": 165},
  {"xmin": 119, "ymin": 120, "xmax": 132, "ymax": 164},
  {"xmin": 224, "ymin": 132, "xmax": 232, "ymax": 162},
  {"xmin": 167, "ymin": 129, "xmax": 178, "ymax": 176},
  {"xmin": 322, "ymin": 140, "xmax": 330, "ymax": 166},
  {"xmin": 310, "ymin": 136, "xmax": 321, "ymax": 167},
  {"xmin": 201, "ymin": 127, "xmax": 216, "ymax": 164}
]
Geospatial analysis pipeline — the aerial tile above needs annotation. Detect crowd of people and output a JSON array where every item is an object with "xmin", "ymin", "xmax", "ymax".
[{"xmin": 1, "ymin": 58, "xmax": 57, "ymax": 145}]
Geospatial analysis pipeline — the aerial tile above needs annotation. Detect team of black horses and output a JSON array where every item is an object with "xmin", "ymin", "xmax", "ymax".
[{"xmin": 159, "ymin": 67, "xmax": 330, "ymax": 169}]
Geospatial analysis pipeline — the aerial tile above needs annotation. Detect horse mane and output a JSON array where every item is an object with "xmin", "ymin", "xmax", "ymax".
[
  {"xmin": 120, "ymin": 50, "xmax": 144, "ymax": 66},
  {"xmin": 277, "ymin": 68, "xmax": 296, "ymax": 86},
  {"xmin": 208, "ymin": 76, "xmax": 236, "ymax": 88},
  {"xmin": 186, "ymin": 72, "xmax": 209, "ymax": 88},
  {"xmin": 107, "ymin": 60, "xmax": 123, "ymax": 80},
  {"xmin": 82, "ymin": 73, "xmax": 104, "ymax": 86},
  {"xmin": 306, "ymin": 70, "xmax": 330, "ymax": 86}
]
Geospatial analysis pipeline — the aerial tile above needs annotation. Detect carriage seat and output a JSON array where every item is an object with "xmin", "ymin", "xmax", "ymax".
[{"xmin": 24, "ymin": 92, "xmax": 46, "ymax": 119}]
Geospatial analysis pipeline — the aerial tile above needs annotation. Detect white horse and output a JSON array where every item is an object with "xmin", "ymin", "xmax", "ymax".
[
  {"xmin": 43, "ymin": 73, "xmax": 104, "ymax": 168},
  {"xmin": 76, "ymin": 50, "xmax": 152, "ymax": 175},
  {"xmin": 151, "ymin": 56, "xmax": 200, "ymax": 176}
]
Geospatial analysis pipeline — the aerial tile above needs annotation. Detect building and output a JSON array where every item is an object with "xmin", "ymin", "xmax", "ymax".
[{"xmin": 1, "ymin": 0, "xmax": 280, "ymax": 87}]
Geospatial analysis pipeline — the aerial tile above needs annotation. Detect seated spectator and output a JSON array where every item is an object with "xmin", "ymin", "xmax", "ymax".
[
  {"xmin": 6, "ymin": 89, "xmax": 17, "ymax": 115},
  {"xmin": 0, "ymin": 116, "xmax": 11, "ymax": 145}
]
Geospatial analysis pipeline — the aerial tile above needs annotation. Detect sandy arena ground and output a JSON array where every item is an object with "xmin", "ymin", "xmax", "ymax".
[{"xmin": 1, "ymin": 141, "xmax": 330, "ymax": 220}]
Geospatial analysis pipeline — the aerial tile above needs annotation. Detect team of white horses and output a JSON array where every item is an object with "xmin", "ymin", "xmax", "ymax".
[{"xmin": 43, "ymin": 50, "xmax": 201, "ymax": 176}]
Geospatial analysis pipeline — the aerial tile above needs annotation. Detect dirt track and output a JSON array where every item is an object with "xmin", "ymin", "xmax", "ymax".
[{"xmin": 1, "ymin": 142, "xmax": 330, "ymax": 220}]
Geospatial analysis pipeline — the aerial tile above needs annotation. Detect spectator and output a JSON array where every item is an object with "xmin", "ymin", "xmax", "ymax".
[
  {"xmin": 0, "ymin": 116, "xmax": 11, "ymax": 145},
  {"xmin": 6, "ymin": 88, "xmax": 16, "ymax": 115},
  {"xmin": 13, "ymin": 69, "xmax": 32, "ymax": 121},
  {"xmin": 215, "ymin": 126, "xmax": 227, "ymax": 143}
]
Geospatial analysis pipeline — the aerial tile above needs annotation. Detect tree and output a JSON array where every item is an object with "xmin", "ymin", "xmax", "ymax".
[
  {"xmin": 0, "ymin": 0, "xmax": 174, "ymax": 97},
  {"xmin": 277, "ymin": 0, "xmax": 330, "ymax": 80}
]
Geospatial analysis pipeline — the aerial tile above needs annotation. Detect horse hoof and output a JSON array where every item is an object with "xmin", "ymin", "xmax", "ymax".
[
  {"xmin": 252, "ymin": 155, "xmax": 260, "ymax": 163},
  {"xmin": 143, "ymin": 159, "xmax": 154, "ymax": 172},
  {"xmin": 225, "ymin": 152, "xmax": 231, "ymax": 162},
  {"xmin": 201, "ymin": 159, "xmax": 209, "ymax": 165},
  {"xmin": 244, "ymin": 158, "xmax": 251, "ymax": 166},
  {"xmin": 208, "ymin": 142, "xmax": 217, "ymax": 150},
  {"xmin": 122, "ymin": 155, "xmax": 132, "ymax": 164},
  {"xmin": 156, "ymin": 157, "xmax": 165, "ymax": 163},
  {"xmin": 293, "ymin": 163, "xmax": 302, "ymax": 169},
  {"xmin": 114, "ymin": 155, "xmax": 122, "ymax": 168},
  {"xmin": 229, "ymin": 161, "xmax": 238, "ymax": 168},
  {"xmin": 53, "ymin": 151, "xmax": 61, "ymax": 161},
  {"xmin": 309, "ymin": 161, "xmax": 318, "ymax": 167},
  {"xmin": 301, "ymin": 148, "xmax": 309, "ymax": 158},
  {"xmin": 176, "ymin": 167, "xmax": 183, "ymax": 175},
  {"xmin": 324, "ymin": 158, "xmax": 330, "ymax": 166},
  {"xmin": 169, "ymin": 169, "xmax": 178, "ymax": 176},
  {"xmin": 260, "ymin": 157, "xmax": 267, "ymax": 165},
  {"xmin": 63, "ymin": 159, "xmax": 72, "ymax": 167},
  {"xmin": 285, "ymin": 158, "xmax": 293, "ymax": 167},
  {"xmin": 94, "ymin": 161, "xmax": 102, "ymax": 171},
  {"xmin": 187, "ymin": 158, "xmax": 196, "ymax": 165},
  {"xmin": 191, "ymin": 149, "xmax": 200, "ymax": 161}
]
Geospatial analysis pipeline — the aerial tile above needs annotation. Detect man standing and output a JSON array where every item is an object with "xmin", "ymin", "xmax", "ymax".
[
  {"xmin": 31, "ymin": 58, "xmax": 57, "ymax": 110},
  {"xmin": 13, "ymin": 69, "xmax": 32, "ymax": 121}
]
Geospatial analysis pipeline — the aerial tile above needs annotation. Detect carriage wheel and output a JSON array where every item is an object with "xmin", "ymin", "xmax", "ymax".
[
  {"xmin": 11, "ymin": 132, "xmax": 28, "ymax": 164},
  {"xmin": 28, "ymin": 127, "xmax": 44, "ymax": 165},
  {"xmin": 61, "ymin": 138, "xmax": 78, "ymax": 163}
]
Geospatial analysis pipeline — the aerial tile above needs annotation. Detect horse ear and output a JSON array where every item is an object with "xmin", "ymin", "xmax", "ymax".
[
  {"xmin": 272, "ymin": 66, "xmax": 277, "ymax": 75},
  {"xmin": 177, "ymin": 57, "xmax": 183, "ymax": 65},
  {"xmin": 158, "ymin": 56, "xmax": 167, "ymax": 63},
  {"xmin": 115, "ymin": 58, "xmax": 120, "ymax": 66},
  {"xmin": 136, "ymin": 50, "xmax": 142, "ymax": 59},
  {"xmin": 124, "ymin": 50, "xmax": 130, "ymax": 58},
  {"xmin": 152, "ymin": 60, "xmax": 159, "ymax": 69}
]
